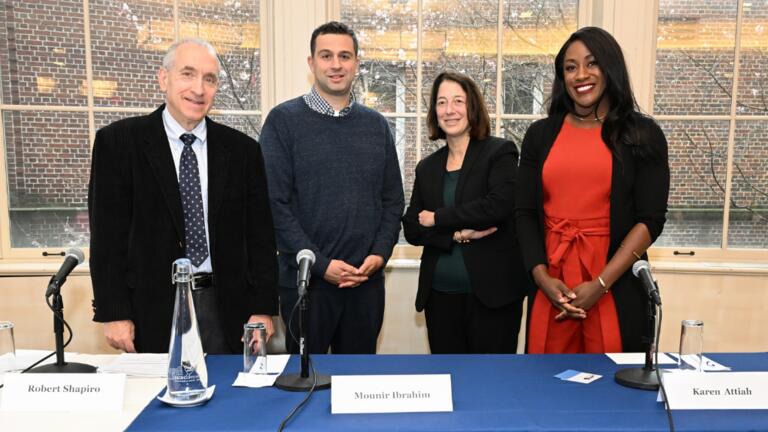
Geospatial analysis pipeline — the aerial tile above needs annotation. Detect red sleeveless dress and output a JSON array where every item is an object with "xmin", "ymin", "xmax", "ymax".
[{"xmin": 527, "ymin": 121, "xmax": 622, "ymax": 353}]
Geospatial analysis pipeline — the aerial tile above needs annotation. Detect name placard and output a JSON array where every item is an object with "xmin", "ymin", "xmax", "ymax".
[
  {"xmin": 661, "ymin": 372, "xmax": 768, "ymax": 410},
  {"xmin": 331, "ymin": 374, "xmax": 452, "ymax": 414},
  {"xmin": 0, "ymin": 373, "xmax": 126, "ymax": 412}
]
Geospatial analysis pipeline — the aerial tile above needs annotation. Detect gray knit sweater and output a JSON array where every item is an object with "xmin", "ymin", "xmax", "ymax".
[{"xmin": 260, "ymin": 97, "xmax": 404, "ymax": 289}]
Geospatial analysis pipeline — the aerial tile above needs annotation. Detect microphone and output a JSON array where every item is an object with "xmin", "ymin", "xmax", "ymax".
[
  {"xmin": 45, "ymin": 248, "xmax": 85, "ymax": 297},
  {"xmin": 296, "ymin": 249, "xmax": 316, "ymax": 295},
  {"xmin": 632, "ymin": 260, "xmax": 661, "ymax": 306},
  {"xmin": 276, "ymin": 247, "xmax": 331, "ymax": 391}
]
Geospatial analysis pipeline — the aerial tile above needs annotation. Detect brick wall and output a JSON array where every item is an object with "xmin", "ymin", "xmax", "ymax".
[
  {"xmin": 0, "ymin": 0, "xmax": 765, "ymax": 249},
  {"xmin": 4, "ymin": 111, "xmax": 90, "ymax": 208},
  {"xmin": 653, "ymin": 0, "xmax": 767, "ymax": 248},
  {"xmin": 1, "ymin": 0, "xmax": 87, "ymax": 106},
  {"xmin": 89, "ymin": 0, "xmax": 170, "ymax": 108},
  {"xmin": 343, "ymin": 0, "xmax": 575, "ymax": 208},
  {"xmin": 0, "ymin": 0, "xmax": 261, "ymax": 247}
]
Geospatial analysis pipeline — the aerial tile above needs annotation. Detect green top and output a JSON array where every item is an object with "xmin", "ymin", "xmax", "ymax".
[{"xmin": 432, "ymin": 169, "xmax": 472, "ymax": 294}]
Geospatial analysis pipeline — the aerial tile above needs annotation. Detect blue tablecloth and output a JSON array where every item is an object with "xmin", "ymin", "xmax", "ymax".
[{"xmin": 128, "ymin": 352, "xmax": 768, "ymax": 431}]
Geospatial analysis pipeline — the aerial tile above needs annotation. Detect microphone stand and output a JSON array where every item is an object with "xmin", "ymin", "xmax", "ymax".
[
  {"xmin": 615, "ymin": 278, "xmax": 660, "ymax": 390},
  {"xmin": 274, "ymin": 279, "xmax": 331, "ymax": 391},
  {"xmin": 29, "ymin": 275, "xmax": 97, "ymax": 373}
]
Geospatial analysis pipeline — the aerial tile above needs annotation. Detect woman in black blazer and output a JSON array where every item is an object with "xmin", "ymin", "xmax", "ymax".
[
  {"xmin": 516, "ymin": 27, "xmax": 670, "ymax": 353},
  {"xmin": 402, "ymin": 72, "xmax": 529, "ymax": 354}
]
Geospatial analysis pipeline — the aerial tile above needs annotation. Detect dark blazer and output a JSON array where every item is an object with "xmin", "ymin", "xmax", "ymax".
[
  {"xmin": 515, "ymin": 112, "xmax": 669, "ymax": 352},
  {"xmin": 88, "ymin": 105, "xmax": 279, "ymax": 353},
  {"xmin": 403, "ymin": 136, "xmax": 530, "ymax": 312}
]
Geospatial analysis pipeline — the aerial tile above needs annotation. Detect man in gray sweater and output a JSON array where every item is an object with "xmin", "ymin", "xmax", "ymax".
[{"xmin": 260, "ymin": 21, "xmax": 404, "ymax": 354}]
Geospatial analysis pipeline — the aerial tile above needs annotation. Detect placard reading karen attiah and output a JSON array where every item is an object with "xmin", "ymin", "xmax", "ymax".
[{"xmin": 661, "ymin": 371, "xmax": 768, "ymax": 410}]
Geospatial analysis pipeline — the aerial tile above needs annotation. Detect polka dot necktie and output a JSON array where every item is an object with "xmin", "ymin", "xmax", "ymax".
[{"xmin": 179, "ymin": 133, "xmax": 209, "ymax": 267}]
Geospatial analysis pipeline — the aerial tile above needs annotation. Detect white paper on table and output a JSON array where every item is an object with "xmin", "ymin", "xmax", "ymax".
[
  {"xmin": 232, "ymin": 354, "xmax": 291, "ymax": 388},
  {"xmin": 1, "ymin": 350, "xmax": 54, "ymax": 386},
  {"xmin": 1, "ymin": 349, "xmax": 67, "ymax": 386},
  {"xmin": 666, "ymin": 353, "xmax": 731, "ymax": 371},
  {"xmin": 0, "ymin": 353, "xmax": 16, "ymax": 373},
  {"xmin": 98, "ymin": 353, "xmax": 168, "ymax": 377},
  {"xmin": 606, "ymin": 352, "xmax": 676, "ymax": 365},
  {"xmin": 11, "ymin": 349, "xmax": 66, "ymax": 370},
  {"xmin": 265, "ymin": 354, "xmax": 290, "ymax": 374},
  {"xmin": 232, "ymin": 373, "xmax": 279, "ymax": 388},
  {"xmin": 562, "ymin": 372, "xmax": 602, "ymax": 384}
]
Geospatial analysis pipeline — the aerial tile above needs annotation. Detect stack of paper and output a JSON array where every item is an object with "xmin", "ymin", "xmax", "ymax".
[{"xmin": 98, "ymin": 353, "xmax": 168, "ymax": 378}]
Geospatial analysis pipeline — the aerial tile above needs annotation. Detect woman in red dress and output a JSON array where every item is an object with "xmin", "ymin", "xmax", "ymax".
[{"xmin": 516, "ymin": 27, "xmax": 670, "ymax": 353}]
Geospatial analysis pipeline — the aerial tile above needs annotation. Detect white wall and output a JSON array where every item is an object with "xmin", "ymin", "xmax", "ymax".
[{"xmin": 1, "ymin": 263, "xmax": 766, "ymax": 354}]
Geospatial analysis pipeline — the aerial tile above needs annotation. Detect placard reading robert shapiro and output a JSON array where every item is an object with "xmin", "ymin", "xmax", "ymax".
[{"xmin": 1, "ymin": 373, "xmax": 126, "ymax": 412}]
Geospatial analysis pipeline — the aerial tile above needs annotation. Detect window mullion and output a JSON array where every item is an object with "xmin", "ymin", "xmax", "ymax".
[
  {"xmin": 0, "ymin": 101, "xmax": 6, "ymax": 259},
  {"xmin": 173, "ymin": 0, "xmax": 180, "ymax": 41},
  {"xmin": 495, "ymin": 0, "xmax": 503, "ymax": 137},
  {"xmin": 83, "ymin": 0, "xmax": 95, "ymax": 147},
  {"xmin": 415, "ymin": 0, "xmax": 423, "ymax": 163},
  {"xmin": 720, "ymin": 0, "xmax": 746, "ymax": 250}
]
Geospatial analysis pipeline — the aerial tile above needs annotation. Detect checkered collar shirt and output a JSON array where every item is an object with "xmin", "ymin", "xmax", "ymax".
[{"xmin": 302, "ymin": 86, "xmax": 356, "ymax": 117}]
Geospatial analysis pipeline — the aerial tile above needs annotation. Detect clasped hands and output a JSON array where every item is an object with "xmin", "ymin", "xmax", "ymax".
[
  {"xmin": 417, "ymin": 210, "xmax": 498, "ymax": 241},
  {"xmin": 533, "ymin": 266, "xmax": 605, "ymax": 321},
  {"xmin": 324, "ymin": 255, "xmax": 384, "ymax": 288}
]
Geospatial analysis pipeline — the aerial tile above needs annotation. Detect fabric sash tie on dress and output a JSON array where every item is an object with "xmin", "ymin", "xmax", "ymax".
[{"xmin": 527, "ymin": 216, "xmax": 621, "ymax": 353}]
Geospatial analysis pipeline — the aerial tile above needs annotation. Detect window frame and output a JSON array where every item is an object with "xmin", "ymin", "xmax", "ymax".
[
  {"xmin": 0, "ymin": 0, "xmax": 268, "ymax": 261},
  {"xmin": 645, "ymin": 0, "xmax": 768, "ymax": 263},
  {"xmin": 336, "ymin": 0, "xmax": 768, "ymax": 263},
  {"xmin": 334, "ymin": 0, "xmax": 586, "ymax": 261},
  {"xmin": 0, "ymin": 0, "xmax": 765, "ymax": 265}
]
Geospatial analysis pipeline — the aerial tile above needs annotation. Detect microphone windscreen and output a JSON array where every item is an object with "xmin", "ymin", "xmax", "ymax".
[
  {"xmin": 65, "ymin": 248, "xmax": 85, "ymax": 265},
  {"xmin": 631, "ymin": 259, "xmax": 649, "ymax": 278},
  {"xmin": 296, "ymin": 249, "xmax": 316, "ymax": 266}
]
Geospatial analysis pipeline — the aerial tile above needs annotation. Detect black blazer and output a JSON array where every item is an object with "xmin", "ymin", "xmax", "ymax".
[
  {"xmin": 88, "ymin": 106, "xmax": 279, "ymax": 353},
  {"xmin": 515, "ymin": 112, "xmax": 669, "ymax": 352},
  {"xmin": 403, "ymin": 136, "xmax": 529, "ymax": 312}
]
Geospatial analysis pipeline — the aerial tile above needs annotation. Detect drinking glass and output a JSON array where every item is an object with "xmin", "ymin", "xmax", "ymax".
[
  {"xmin": 678, "ymin": 319, "xmax": 704, "ymax": 372},
  {"xmin": 244, "ymin": 322, "xmax": 267, "ymax": 374},
  {"xmin": 0, "ymin": 321, "xmax": 16, "ymax": 372}
]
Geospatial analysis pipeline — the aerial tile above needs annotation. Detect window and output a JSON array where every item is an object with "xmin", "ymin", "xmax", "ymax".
[
  {"xmin": 341, "ymin": 0, "xmax": 579, "ymax": 209},
  {"xmin": 0, "ymin": 0, "xmax": 262, "ymax": 256},
  {"xmin": 2, "ymin": 0, "xmax": 765, "ymax": 260},
  {"xmin": 653, "ymin": 0, "xmax": 768, "ymax": 251}
]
